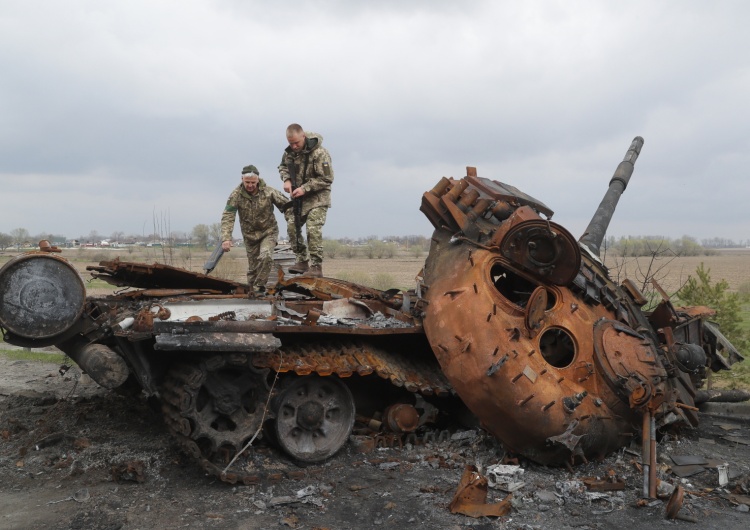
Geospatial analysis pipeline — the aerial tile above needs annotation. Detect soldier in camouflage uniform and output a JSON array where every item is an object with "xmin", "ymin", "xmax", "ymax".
[
  {"xmin": 221, "ymin": 165, "xmax": 289, "ymax": 294},
  {"xmin": 278, "ymin": 123, "xmax": 334, "ymax": 278}
]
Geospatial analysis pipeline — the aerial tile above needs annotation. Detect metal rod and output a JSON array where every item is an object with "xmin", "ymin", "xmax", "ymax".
[
  {"xmin": 649, "ymin": 413, "xmax": 657, "ymax": 499},
  {"xmin": 642, "ymin": 409, "xmax": 650, "ymax": 498}
]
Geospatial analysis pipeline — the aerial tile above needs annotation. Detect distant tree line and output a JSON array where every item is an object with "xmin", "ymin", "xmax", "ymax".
[
  {"xmin": 322, "ymin": 235, "xmax": 432, "ymax": 260},
  {"xmin": 602, "ymin": 235, "xmax": 746, "ymax": 257},
  {"xmin": 2, "ymin": 226, "xmax": 747, "ymax": 256},
  {"xmin": 0, "ymin": 224, "xmax": 224, "ymax": 251}
]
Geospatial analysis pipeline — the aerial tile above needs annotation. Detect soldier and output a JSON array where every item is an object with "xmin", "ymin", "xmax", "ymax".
[
  {"xmin": 221, "ymin": 164, "xmax": 289, "ymax": 295},
  {"xmin": 278, "ymin": 123, "xmax": 334, "ymax": 278}
]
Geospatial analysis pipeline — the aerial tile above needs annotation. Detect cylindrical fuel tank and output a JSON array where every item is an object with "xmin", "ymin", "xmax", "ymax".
[{"xmin": 0, "ymin": 253, "xmax": 86, "ymax": 340}]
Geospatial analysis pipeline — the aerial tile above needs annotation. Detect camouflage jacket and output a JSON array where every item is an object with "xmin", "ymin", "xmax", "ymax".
[
  {"xmin": 278, "ymin": 132, "xmax": 333, "ymax": 216},
  {"xmin": 221, "ymin": 179, "xmax": 289, "ymax": 242}
]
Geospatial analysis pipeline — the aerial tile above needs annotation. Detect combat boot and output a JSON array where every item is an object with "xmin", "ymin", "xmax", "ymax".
[
  {"xmin": 304, "ymin": 264, "xmax": 323, "ymax": 278},
  {"xmin": 288, "ymin": 261, "xmax": 309, "ymax": 274}
]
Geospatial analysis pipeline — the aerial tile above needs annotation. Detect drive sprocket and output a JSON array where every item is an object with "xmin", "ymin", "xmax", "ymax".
[{"xmin": 161, "ymin": 354, "xmax": 271, "ymax": 474}]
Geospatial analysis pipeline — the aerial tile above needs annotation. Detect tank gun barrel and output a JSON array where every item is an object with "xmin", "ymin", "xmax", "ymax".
[{"xmin": 579, "ymin": 136, "xmax": 644, "ymax": 256}]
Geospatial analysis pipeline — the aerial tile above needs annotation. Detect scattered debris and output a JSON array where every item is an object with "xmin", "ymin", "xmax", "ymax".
[
  {"xmin": 582, "ymin": 475, "xmax": 626, "ymax": 491},
  {"xmin": 486, "ymin": 464, "xmax": 525, "ymax": 492},
  {"xmin": 46, "ymin": 488, "xmax": 90, "ymax": 505},
  {"xmin": 449, "ymin": 465, "xmax": 512, "ymax": 518},
  {"xmin": 111, "ymin": 460, "xmax": 146, "ymax": 483},
  {"xmin": 695, "ymin": 389, "xmax": 750, "ymax": 404},
  {"xmin": 666, "ymin": 485, "xmax": 698, "ymax": 523}
]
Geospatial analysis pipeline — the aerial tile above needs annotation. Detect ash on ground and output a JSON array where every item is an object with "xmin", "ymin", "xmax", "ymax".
[{"xmin": 1, "ymin": 356, "xmax": 749, "ymax": 530}]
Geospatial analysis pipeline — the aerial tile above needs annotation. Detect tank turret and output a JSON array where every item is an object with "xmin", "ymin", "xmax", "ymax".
[{"xmin": 418, "ymin": 137, "xmax": 736, "ymax": 469}]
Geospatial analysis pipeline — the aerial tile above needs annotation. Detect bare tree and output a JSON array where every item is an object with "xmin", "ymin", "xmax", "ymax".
[
  {"xmin": 209, "ymin": 223, "xmax": 222, "ymax": 246},
  {"xmin": 152, "ymin": 209, "xmax": 174, "ymax": 264},
  {"xmin": 88, "ymin": 230, "xmax": 100, "ymax": 245},
  {"xmin": 10, "ymin": 228, "xmax": 30, "ymax": 249},
  {"xmin": 192, "ymin": 224, "xmax": 210, "ymax": 249},
  {"xmin": 608, "ymin": 239, "xmax": 683, "ymax": 309},
  {"xmin": 0, "ymin": 232, "xmax": 13, "ymax": 250},
  {"xmin": 110, "ymin": 231, "xmax": 125, "ymax": 245}
]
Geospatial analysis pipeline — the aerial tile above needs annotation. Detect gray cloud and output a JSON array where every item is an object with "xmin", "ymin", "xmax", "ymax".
[{"xmin": 1, "ymin": 0, "xmax": 748, "ymax": 243}]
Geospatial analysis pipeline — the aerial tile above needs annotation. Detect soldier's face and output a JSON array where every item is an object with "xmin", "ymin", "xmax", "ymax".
[
  {"xmin": 242, "ymin": 175, "xmax": 259, "ymax": 194},
  {"xmin": 287, "ymin": 132, "xmax": 306, "ymax": 152}
]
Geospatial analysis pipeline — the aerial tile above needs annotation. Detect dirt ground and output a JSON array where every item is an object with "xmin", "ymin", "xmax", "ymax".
[
  {"xmin": 602, "ymin": 249, "xmax": 750, "ymax": 296},
  {"xmin": 1, "ymin": 248, "xmax": 749, "ymax": 529},
  {"xmin": 1, "ymin": 350, "xmax": 749, "ymax": 530}
]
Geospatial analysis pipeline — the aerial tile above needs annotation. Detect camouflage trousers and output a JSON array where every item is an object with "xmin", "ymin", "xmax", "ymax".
[
  {"xmin": 284, "ymin": 206, "xmax": 327, "ymax": 266},
  {"xmin": 244, "ymin": 233, "xmax": 278, "ymax": 289}
]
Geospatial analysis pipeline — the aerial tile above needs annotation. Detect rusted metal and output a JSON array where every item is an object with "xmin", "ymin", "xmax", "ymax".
[
  {"xmin": 449, "ymin": 465, "xmax": 512, "ymax": 518},
  {"xmin": 58, "ymin": 340, "xmax": 130, "ymax": 389},
  {"xmin": 418, "ymin": 137, "xmax": 731, "ymax": 467},
  {"xmin": 383, "ymin": 403, "xmax": 420, "ymax": 433},
  {"xmin": 87, "ymin": 258, "xmax": 246, "ymax": 293},
  {"xmin": 666, "ymin": 485, "xmax": 698, "ymax": 522},
  {"xmin": 0, "ymin": 135, "xmax": 743, "ymax": 486},
  {"xmin": 251, "ymin": 340, "xmax": 453, "ymax": 396},
  {"xmin": 38, "ymin": 239, "xmax": 62, "ymax": 253},
  {"xmin": 583, "ymin": 476, "xmax": 626, "ymax": 491}
]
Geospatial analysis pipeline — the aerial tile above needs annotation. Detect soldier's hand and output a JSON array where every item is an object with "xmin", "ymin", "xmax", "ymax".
[
  {"xmin": 291, "ymin": 187, "xmax": 306, "ymax": 199},
  {"xmin": 221, "ymin": 240, "xmax": 232, "ymax": 252},
  {"xmin": 283, "ymin": 180, "xmax": 292, "ymax": 194}
]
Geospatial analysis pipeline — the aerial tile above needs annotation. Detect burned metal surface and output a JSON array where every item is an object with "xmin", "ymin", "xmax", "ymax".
[
  {"xmin": 418, "ymin": 137, "xmax": 741, "ymax": 471},
  {"xmin": 88, "ymin": 258, "xmax": 247, "ymax": 293},
  {"xmin": 0, "ymin": 135, "xmax": 744, "ymax": 493},
  {"xmin": 0, "ymin": 247, "xmax": 451, "ymax": 479},
  {"xmin": 0, "ymin": 252, "xmax": 86, "ymax": 341},
  {"xmin": 449, "ymin": 465, "xmax": 512, "ymax": 518}
]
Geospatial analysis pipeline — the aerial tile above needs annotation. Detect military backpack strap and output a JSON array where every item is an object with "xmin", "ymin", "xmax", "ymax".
[{"xmin": 301, "ymin": 152, "xmax": 311, "ymax": 186}]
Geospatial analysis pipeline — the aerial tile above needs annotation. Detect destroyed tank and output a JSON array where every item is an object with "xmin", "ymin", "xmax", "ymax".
[{"xmin": 0, "ymin": 137, "xmax": 742, "ymax": 485}]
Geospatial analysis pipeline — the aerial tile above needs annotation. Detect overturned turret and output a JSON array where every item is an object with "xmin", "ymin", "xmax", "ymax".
[{"xmin": 418, "ymin": 137, "xmax": 739, "ymax": 469}]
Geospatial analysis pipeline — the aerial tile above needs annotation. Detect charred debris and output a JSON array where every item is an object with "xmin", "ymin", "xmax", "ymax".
[{"xmin": 0, "ymin": 137, "xmax": 745, "ymax": 498}]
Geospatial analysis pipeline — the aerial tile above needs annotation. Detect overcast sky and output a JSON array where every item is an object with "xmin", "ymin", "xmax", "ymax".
[{"xmin": 1, "ymin": 0, "xmax": 748, "ymax": 244}]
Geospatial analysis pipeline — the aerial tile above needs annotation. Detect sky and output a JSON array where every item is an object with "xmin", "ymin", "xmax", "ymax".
[{"xmin": 1, "ymin": 0, "xmax": 749, "ymax": 244}]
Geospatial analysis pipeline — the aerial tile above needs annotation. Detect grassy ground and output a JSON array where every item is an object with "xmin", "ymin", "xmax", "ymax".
[{"xmin": 0, "ymin": 347, "xmax": 67, "ymax": 364}]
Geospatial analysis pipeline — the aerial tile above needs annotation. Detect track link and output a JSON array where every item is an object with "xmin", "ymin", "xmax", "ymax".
[
  {"xmin": 161, "ymin": 339, "xmax": 454, "ymax": 485},
  {"xmin": 252, "ymin": 339, "xmax": 453, "ymax": 396}
]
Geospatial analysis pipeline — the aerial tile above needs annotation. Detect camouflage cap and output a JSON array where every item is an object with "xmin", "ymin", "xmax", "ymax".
[{"xmin": 242, "ymin": 164, "xmax": 259, "ymax": 176}]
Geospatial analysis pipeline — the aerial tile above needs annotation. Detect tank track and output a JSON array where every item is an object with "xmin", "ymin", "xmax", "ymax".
[
  {"xmin": 161, "ymin": 339, "xmax": 453, "ymax": 485},
  {"xmin": 252, "ymin": 339, "xmax": 453, "ymax": 396}
]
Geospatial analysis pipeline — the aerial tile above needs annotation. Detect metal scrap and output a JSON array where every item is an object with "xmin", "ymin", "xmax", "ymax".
[{"xmin": 449, "ymin": 465, "xmax": 512, "ymax": 518}]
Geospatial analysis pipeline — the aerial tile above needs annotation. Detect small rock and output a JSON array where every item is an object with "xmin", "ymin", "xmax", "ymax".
[
  {"xmin": 534, "ymin": 490, "xmax": 559, "ymax": 504},
  {"xmin": 268, "ymin": 496, "xmax": 296, "ymax": 506},
  {"xmin": 736, "ymin": 504, "xmax": 749, "ymax": 513},
  {"xmin": 450, "ymin": 430, "xmax": 477, "ymax": 441},
  {"xmin": 296, "ymin": 485, "xmax": 316, "ymax": 498}
]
